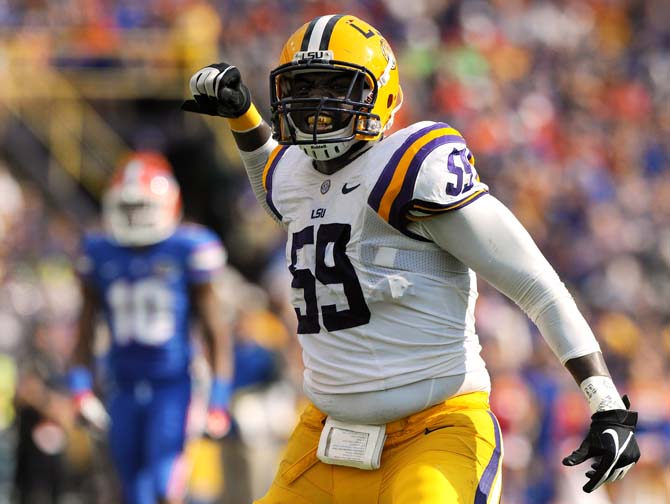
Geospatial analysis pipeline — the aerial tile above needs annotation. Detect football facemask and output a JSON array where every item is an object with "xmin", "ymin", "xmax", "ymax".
[
  {"xmin": 273, "ymin": 66, "xmax": 375, "ymax": 160},
  {"xmin": 103, "ymin": 152, "xmax": 181, "ymax": 247},
  {"xmin": 270, "ymin": 15, "xmax": 403, "ymax": 161}
]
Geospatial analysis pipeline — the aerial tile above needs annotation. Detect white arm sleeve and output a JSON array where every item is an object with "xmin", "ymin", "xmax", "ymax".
[
  {"xmin": 238, "ymin": 138, "xmax": 280, "ymax": 223},
  {"xmin": 411, "ymin": 193, "xmax": 601, "ymax": 364}
]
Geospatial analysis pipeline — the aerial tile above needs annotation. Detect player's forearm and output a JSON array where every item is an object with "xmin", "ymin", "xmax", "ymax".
[
  {"xmin": 565, "ymin": 352, "xmax": 610, "ymax": 382},
  {"xmin": 565, "ymin": 352, "xmax": 626, "ymax": 413},
  {"xmin": 73, "ymin": 285, "xmax": 98, "ymax": 367},
  {"xmin": 196, "ymin": 284, "xmax": 234, "ymax": 380},
  {"xmin": 230, "ymin": 112, "xmax": 272, "ymax": 152},
  {"xmin": 225, "ymin": 100, "xmax": 272, "ymax": 152},
  {"xmin": 15, "ymin": 373, "xmax": 50, "ymax": 410},
  {"xmin": 205, "ymin": 328, "xmax": 234, "ymax": 380},
  {"xmin": 231, "ymin": 118, "xmax": 280, "ymax": 223},
  {"xmin": 16, "ymin": 375, "xmax": 75, "ymax": 428}
]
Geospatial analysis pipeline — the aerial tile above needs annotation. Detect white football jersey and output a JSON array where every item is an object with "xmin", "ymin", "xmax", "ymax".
[{"xmin": 263, "ymin": 121, "xmax": 490, "ymax": 395}]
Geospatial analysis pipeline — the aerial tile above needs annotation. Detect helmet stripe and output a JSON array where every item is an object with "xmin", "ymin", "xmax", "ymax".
[
  {"xmin": 301, "ymin": 15, "xmax": 341, "ymax": 52},
  {"xmin": 318, "ymin": 14, "xmax": 344, "ymax": 50},
  {"xmin": 299, "ymin": 18, "xmax": 318, "ymax": 51}
]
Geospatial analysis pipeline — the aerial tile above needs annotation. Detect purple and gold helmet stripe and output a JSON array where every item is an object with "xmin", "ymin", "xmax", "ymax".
[
  {"xmin": 368, "ymin": 123, "xmax": 464, "ymax": 225},
  {"xmin": 262, "ymin": 145, "xmax": 288, "ymax": 221},
  {"xmin": 475, "ymin": 411, "xmax": 503, "ymax": 504},
  {"xmin": 300, "ymin": 15, "xmax": 344, "ymax": 52}
]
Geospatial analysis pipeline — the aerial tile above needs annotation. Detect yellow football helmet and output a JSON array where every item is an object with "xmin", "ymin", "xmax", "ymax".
[{"xmin": 270, "ymin": 14, "xmax": 403, "ymax": 161}]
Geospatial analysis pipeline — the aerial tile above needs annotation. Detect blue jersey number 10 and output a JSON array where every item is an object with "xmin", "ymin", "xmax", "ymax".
[{"xmin": 107, "ymin": 278, "xmax": 175, "ymax": 346}]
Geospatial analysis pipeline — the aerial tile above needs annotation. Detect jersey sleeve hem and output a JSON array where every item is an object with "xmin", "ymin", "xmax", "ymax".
[
  {"xmin": 407, "ymin": 189, "xmax": 489, "ymax": 221},
  {"xmin": 557, "ymin": 343, "xmax": 602, "ymax": 366}
]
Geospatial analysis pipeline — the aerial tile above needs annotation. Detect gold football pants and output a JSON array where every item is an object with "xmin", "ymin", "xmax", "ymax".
[{"xmin": 255, "ymin": 391, "xmax": 503, "ymax": 504}]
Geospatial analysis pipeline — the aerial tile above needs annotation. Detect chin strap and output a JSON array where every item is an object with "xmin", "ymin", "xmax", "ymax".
[
  {"xmin": 294, "ymin": 115, "xmax": 357, "ymax": 161},
  {"xmin": 309, "ymin": 140, "xmax": 377, "ymax": 172},
  {"xmin": 299, "ymin": 140, "xmax": 356, "ymax": 161}
]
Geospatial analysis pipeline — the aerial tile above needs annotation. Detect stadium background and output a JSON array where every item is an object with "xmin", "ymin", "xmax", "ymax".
[{"xmin": 0, "ymin": 0, "xmax": 668, "ymax": 503}]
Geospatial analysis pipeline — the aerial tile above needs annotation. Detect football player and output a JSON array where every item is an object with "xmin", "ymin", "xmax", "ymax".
[
  {"xmin": 69, "ymin": 152, "xmax": 234, "ymax": 504},
  {"xmin": 182, "ymin": 14, "xmax": 640, "ymax": 503}
]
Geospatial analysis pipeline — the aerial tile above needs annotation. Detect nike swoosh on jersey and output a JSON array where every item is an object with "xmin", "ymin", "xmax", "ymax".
[
  {"xmin": 423, "ymin": 424, "xmax": 453, "ymax": 435},
  {"xmin": 342, "ymin": 183, "xmax": 361, "ymax": 194}
]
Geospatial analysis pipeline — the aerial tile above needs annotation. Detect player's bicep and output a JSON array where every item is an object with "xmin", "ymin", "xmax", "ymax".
[
  {"xmin": 191, "ymin": 280, "xmax": 219, "ymax": 325},
  {"xmin": 238, "ymin": 138, "xmax": 286, "ymax": 225},
  {"xmin": 413, "ymin": 194, "xmax": 558, "ymax": 297},
  {"xmin": 412, "ymin": 195, "xmax": 601, "ymax": 363}
]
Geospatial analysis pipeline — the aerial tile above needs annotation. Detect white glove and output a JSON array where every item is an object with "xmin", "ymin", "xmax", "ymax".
[{"xmin": 76, "ymin": 392, "xmax": 110, "ymax": 434}]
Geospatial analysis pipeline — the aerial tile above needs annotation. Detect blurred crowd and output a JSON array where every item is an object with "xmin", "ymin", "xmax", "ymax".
[{"xmin": 0, "ymin": 1, "xmax": 669, "ymax": 503}]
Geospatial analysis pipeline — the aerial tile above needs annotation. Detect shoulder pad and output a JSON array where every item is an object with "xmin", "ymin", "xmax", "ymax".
[
  {"xmin": 176, "ymin": 225, "xmax": 227, "ymax": 281},
  {"xmin": 368, "ymin": 122, "xmax": 488, "ymax": 235}
]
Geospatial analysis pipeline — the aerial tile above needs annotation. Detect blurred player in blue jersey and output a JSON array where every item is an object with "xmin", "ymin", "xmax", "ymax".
[
  {"xmin": 183, "ymin": 14, "xmax": 641, "ymax": 504},
  {"xmin": 68, "ymin": 151, "xmax": 233, "ymax": 504}
]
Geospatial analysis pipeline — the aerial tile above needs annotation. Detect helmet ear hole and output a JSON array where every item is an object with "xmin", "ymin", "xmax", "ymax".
[{"xmin": 387, "ymin": 94, "xmax": 394, "ymax": 108}]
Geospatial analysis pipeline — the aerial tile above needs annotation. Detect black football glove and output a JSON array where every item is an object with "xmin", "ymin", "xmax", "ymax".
[
  {"xmin": 181, "ymin": 63, "xmax": 251, "ymax": 118},
  {"xmin": 562, "ymin": 395, "xmax": 640, "ymax": 493}
]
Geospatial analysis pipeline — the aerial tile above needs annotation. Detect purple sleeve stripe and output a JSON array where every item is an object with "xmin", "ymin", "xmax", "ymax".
[
  {"xmin": 411, "ymin": 190, "xmax": 488, "ymax": 213},
  {"xmin": 265, "ymin": 146, "xmax": 288, "ymax": 221},
  {"xmin": 387, "ymin": 135, "xmax": 458, "ymax": 231},
  {"xmin": 368, "ymin": 123, "xmax": 454, "ymax": 212},
  {"xmin": 474, "ymin": 411, "xmax": 502, "ymax": 504}
]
